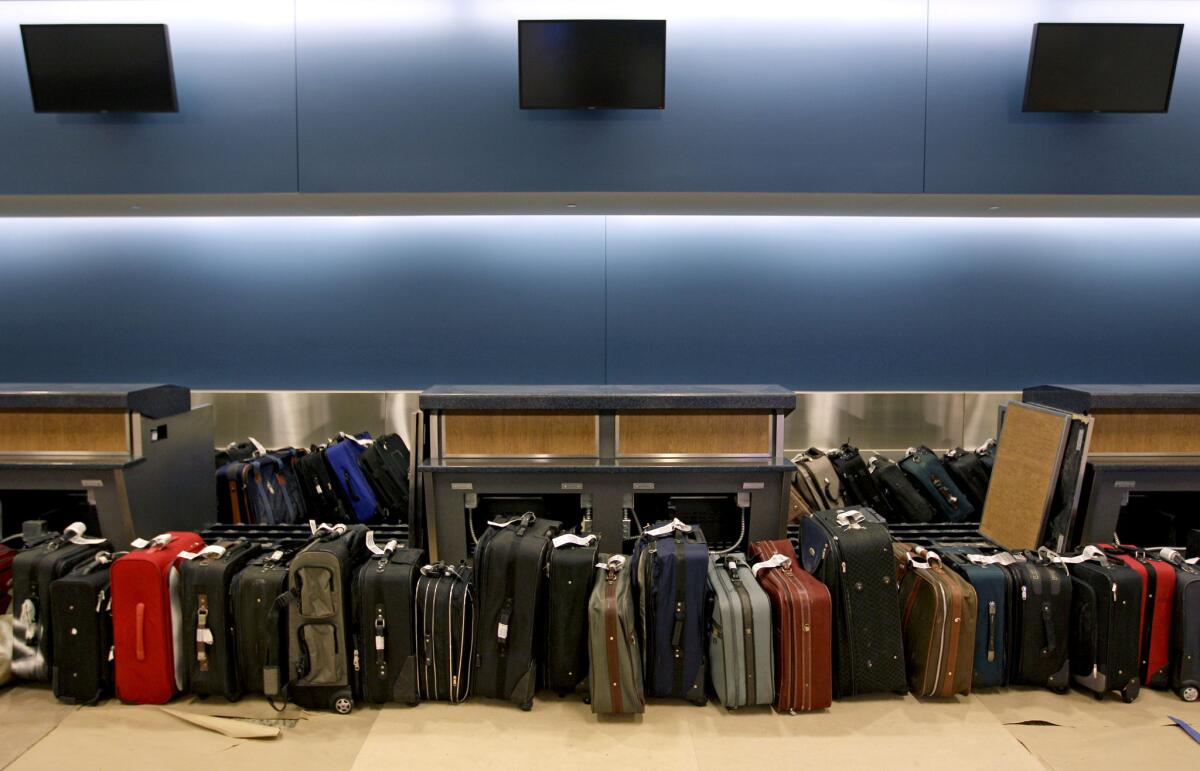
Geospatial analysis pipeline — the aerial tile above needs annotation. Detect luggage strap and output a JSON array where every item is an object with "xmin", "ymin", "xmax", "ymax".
[
  {"xmin": 751, "ymin": 553, "xmax": 790, "ymax": 576},
  {"xmin": 553, "ymin": 533, "xmax": 597, "ymax": 549}
]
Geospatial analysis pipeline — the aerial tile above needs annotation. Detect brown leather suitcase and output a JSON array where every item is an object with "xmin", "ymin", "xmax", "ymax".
[
  {"xmin": 749, "ymin": 539, "xmax": 832, "ymax": 712},
  {"xmin": 896, "ymin": 544, "xmax": 977, "ymax": 697}
]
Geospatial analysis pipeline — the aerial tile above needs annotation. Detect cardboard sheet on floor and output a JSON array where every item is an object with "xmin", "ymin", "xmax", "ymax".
[
  {"xmin": 159, "ymin": 707, "xmax": 279, "ymax": 739},
  {"xmin": 977, "ymin": 686, "xmax": 1198, "ymax": 729},
  {"xmin": 980, "ymin": 402, "xmax": 1069, "ymax": 550},
  {"xmin": 175, "ymin": 696, "xmax": 305, "ymax": 721},
  {"xmin": 0, "ymin": 686, "xmax": 77, "ymax": 769},
  {"xmin": 1006, "ymin": 722, "xmax": 1199, "ymax": 770}
]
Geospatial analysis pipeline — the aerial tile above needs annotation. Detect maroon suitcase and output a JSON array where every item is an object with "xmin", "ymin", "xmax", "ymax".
[
  {"xmin": 1100, "ymin": 544, "xmax": 1176, "ymax": 688},
  {"xmin": 0, "ymin": 537, "xmax": 16, "ymax": 614}
]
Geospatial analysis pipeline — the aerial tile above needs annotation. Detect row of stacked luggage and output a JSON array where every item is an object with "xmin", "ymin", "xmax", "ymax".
[{"xmin": 792, "ymin": 442, "xmax": 996, "ymax": 525}]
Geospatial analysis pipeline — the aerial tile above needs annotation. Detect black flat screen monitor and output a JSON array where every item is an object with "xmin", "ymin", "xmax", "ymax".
[
  {"xmin": 519, "ymin": 20, "xmax": 665, "ymax": 109},
  {"xmin": 21, "ymin": 24, "xmax": 178, "ymax": 113},
  {"xmin": 1023, "ymin": 23, "xmax": 1184, "ymax": 113}
]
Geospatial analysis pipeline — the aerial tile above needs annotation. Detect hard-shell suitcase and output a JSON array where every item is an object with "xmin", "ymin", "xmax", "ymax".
[
  {"xmin": 631, "ymin": 518, "xmax": 710, "ymax": 705},
  {"xmin": 1005, "ymin": 551, "xmax": 1072, "ymax": 692},
  {"xmin": 870, "ymin": 455, "xmax": 938, "ymax": 524},
  {"xmin": 296, "ymin": 450, "xmax": 353, "ymax": 525},
  {"xmin": 900, "ymin": 446, "xmax": 976, "ymax": 523},
  {"xmin": 353, "ymin": 538, "xmax": 425, "ymax": 705},
  {"xmin": 1150, "ymin": 548, "xmax": 1200, "ymax": 701},
  {"xmin": 896, "ymin": 546, "xmax": 977, "ymax": 697},
  {"xmin": 939, "ymin": 548, "xmax": 1012, "ymax": 689},
  {"xmin": 943, "ymin": 448, "xmax": 990, "ymax": 511},
  {"xmin": 748, "ymin": 540, "xmax": 832, "ymax": 713},
  {"xmin": 357, "ymin": 433, "xmax": 411, "ymax": 525},
  {"xmin": 1064, "ymin": 546, "xmax": 1142, "ymax": 702},
  {"xmin": 112, "ymin": 531, "xmax": 206, "ymax": 704},
  {"xmin": 324, "ymin": 434, "xmax": 380, "ymax": 525},
  {"xmin": 415, "ymin": 562, "xmax": 474, "ymax": 703},
  {"xmin": 232, "ymin": 545, "xmax": 297, "ymax": 697},
  {"xmin": 49, "ymin": 550, "xmax": 117, "ymax": 704},
  {"xmin": 1042, "ymin": 417, "xmax": 1091, "ymax": 551},
  {"xmin": 545, "ymin": 533, "xmax": 598, "ymax": 697},
  {"xmin": 180, "ymin": 539, "xmax": 261, "ymax": 700},
  {"xmin": 588, "ymin": 554, "xmax": 644, "ymax": 714},
  {"xmin": 12, "ymin": 523, "xmax": 110, "ymax": 682},
  {"xmin": 828, "ymin": 444, "xmax": 894, "ymax": 521},
  {"xmin": 799, "ymin": 508, "xmax": 906, "ymax": 698},
  {"xmin": 791, "ymin": 449, "xmax": 845, "ymax": 516},
  {"xmin": 1098, "ymin": 544, "xmax": 1175, "ymax": 690},
  {"xmin": 707, "ymin": 552, "xmax": 774, "ymax": 709},
  {"xmin": 473, "ymin": 513, "xmax": 561, "ymax": 710}
]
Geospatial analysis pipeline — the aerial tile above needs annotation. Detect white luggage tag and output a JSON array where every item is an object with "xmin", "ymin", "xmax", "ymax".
[
  {"xmin": 966, "ymin": 552, "xmax": 1023, "ymax": 567},
  {"xmin": 130, "ymin": 533, "xmax": 173, "ymax": 550},
  {"xmin": 1049, "ymin": 545, "xmax": 1108, "ymax": 565},
  {"xmin": 365, "ymin": 531, "xmax": 398, "ymax": 557},
  {"xmin": 196, "ymin": 628, "xmax": 215, "ymax": 645},
  {"xmin": 197, "ymin": 545, "xmax": 228, "ymax": 560},
  {"xmin": 597, "ymin": 555, "xmax": 627, "ymax": 570},
  {"xmin": 552, "ymin": 533, "xmax": 597, "ymax": 549},
  {"xmin": 337, "ymin": 431, "xmax": 375, "ymax": 447},
  {"xmin": 62, "ymin": 522, "xmax": 107, "ymax": 546},
  {"xmin": 751, "ymin": 553, "xmax": 791, "ymax": 576},
  {"xmin": 908, "ymin": 549, "xmax": 942, "ymax": 570},
  {"xmin": 835, "ymin": 510, "xmax": 867, "ymax": 530},
  {"xmin": 644, "ymin": 518, "xmax": 692, "ymax": 537}
]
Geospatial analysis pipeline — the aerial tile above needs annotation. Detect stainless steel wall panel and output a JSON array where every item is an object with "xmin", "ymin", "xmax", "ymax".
[
  {"xmin": 963, "ymin": 392, "xmax": 1017, "ymax": 449},
  {"xmin": 783, "ymin": 392, "xmax": 965, "ymax": 456},
  {"xmin": 192, "ymin": 391, "xmax": 387, "ymax": 449}
]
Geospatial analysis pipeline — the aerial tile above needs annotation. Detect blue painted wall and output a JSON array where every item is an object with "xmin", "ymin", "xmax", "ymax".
[{"xmin": 1, "ymin": 215, "xmax": 1198, "ymax": 390}]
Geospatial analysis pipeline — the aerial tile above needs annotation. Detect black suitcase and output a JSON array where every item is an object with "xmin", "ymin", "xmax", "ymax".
[
  {"xmin": 799, "ymin": 508, "xmax": 907, "ymax": 697},
  {"xmin": 1042, "ymin": 417, "xmax": 1091, "ymax": 552},
  {"xmin": 473, "ymin": 513, "xmax": 561, "ymax": 710},
  {"xmin": 232, "ymin": 544, "xmax": 298, "ymax": 697},
  {"xmin": 943, "ymin": 448, "xmax": 990, "ymax": 511},
  {"xmin": 357, "ymin": 434, "xmax": 411, "ymax": 526},
  {"xmin": 1005, "ymin": 552, "xmax": 1071, "ymax": 692},
  {"xmin": 829, "ymin": 444, "xmax": 894, "ymax": 520},
  {"xmin": 180, "ymin": 539, "xmax": 261, "ymax": 700},
  {"xmin": 900, "ymin": 446, "xmax": 977, "ymax": 523},
  {"xmin": 296, "ymin": 449, "xmax": 354, "ymax": 525},
  {"xmin": 869, "ymin": 455, "xmax": 937, "ymax": 524},
  {"xmin": 976, "ymin": 439, "xmax": 998, "ymax": 478},
  {"xmin": 415, "ymin": 562, "xmax": 474, "ymax": 703},
  {"xmin": 544, "ymin": 534, "xmax": 598, "ymax": 697},
  {"xmin": 353, "ymin": 539, "xmax": 425, "ymax": 705},
  {"xmin": 1152, "ymin": 548, "xmax": 1200, "ymax": 701},
  {"xmin": 49, "ymin": 550, "xmax": 117, "ymax": 704},
  {"xmin": 1065, "ymin": 547, "xmax": 1143, "ymax": 702}
]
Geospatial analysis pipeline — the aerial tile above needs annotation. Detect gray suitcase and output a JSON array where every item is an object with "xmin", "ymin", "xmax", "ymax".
[
  {"xmin": 587, "ymin": 554, "xmax": 644, "ymax": 714},
  {"xmin": 707, "ymin": 553, "xmax": 774, "ymax": 709}
]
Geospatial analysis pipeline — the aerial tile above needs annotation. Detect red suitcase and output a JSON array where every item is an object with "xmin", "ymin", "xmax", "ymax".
[
  {"xmin": 1, "ymin": 537, "xmax": 17, "ymax": 614},
  {"xmin": 749, "ymin": 539, "xmax": 833, "ymax": 712},
  {"xmin": 1100, "ymin": 544, "xmax": 1176, "ymax": 688},
  {"xmin": 112, "ymin": 532, "xmax": 205, "ymax": 704}
]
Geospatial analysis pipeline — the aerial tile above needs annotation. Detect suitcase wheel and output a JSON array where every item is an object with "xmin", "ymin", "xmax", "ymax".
[
  {"xmin": 520, "ymin": 700, "xmax": 533, "ymax": 712},
  {"xmin": 1093, "ymin": 691, "xmax": 1106, "ymax": 701},
  {"xmin": 1180, "ymin": 686, "xmax": 1199, "ymax": 703},
  {"xmin": 1050, "ymin": 686, "xmax": 1068, "ymax": 696},
  {"xmin": 1121, "ymin": 680, "xmax": 1140, "ymax": 704},
  {"xmin": 582, "ymin": 695, "xmax": 591, "ymax": 706},
  {"xmin": 333, "ymin": 694, "xmax": 354, "ymax": 715}
]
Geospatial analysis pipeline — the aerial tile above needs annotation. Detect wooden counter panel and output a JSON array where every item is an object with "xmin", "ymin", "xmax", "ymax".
[
  {"xmin": 1089, "ymin": 410, "xmax": 1200, "ymax": 454},
  {"xmin": 442, "ymin": 411, "xmax": 596, "ymax": 457},
  {"xmin": 618, "ymin": 411, "xmax": 772, "ymax": 456},
  {"xmin": 0, "ymin": 409, "xmax": 129, "ymax": 453}
]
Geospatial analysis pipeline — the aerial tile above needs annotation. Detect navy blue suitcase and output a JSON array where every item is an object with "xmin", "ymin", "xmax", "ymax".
[
  {"xmin": 941, "ymin": 548, "xmax": 1011, "ymax": 688},
  {"xmin": 324, "ymin": 434, "xmax": 380, "ymax": 524},
  {"xmin": 900, "ymin": 446, "xmax": 977, "ymax": 523}
]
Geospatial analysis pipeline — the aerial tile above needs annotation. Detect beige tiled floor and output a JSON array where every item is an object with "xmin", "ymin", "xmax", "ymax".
[{"xmin": 2, "ymin": 685, "xmax": 1198, "ymax": 770}]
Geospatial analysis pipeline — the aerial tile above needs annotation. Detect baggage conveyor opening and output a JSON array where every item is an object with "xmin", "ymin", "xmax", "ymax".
[
  {"xmin": 630, "ymin": 492, "xmax": 750, "ymax": 554},
  {"xmin": 464, "ymin": 493, "xmax": 588, "ymax": 555}
]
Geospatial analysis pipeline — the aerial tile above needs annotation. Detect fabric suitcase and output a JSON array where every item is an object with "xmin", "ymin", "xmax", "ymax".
[
  {"xmin": 896, "ymin": 546, "xmax": 977, "ymax": 697},
  {"xmin": 828, "ymin": 444, "xmax": 894, "ymax": 521},
  {"xmin": 707, "ymin": 552, "xmax": 774, "ymax": 709},
  {"xmin": 232, "ymin": 546, "xmax": 296, "ymax": 697},
  {"xmin": 112, "ymin": 531, "xmax": 206, "ymax": 704},
  {"xmin": 791, "ymin": 448, "xmax": 845, "ymax": 516},
  {"xmin": 1098, "ymin": 544, "xmax": 1175, "ymax": 689},
  {"xmin": 976, "ymin": 439, "xmax": 998, "ymax": 477},
  {"xmin": 940, "ymin": 548, "xmax": 1012, "ymax": 689},
  {"xmin": 0, "ymin": 613, "xmax": 10, "ymax": 686},
  {"xmin": 325, "ymin": 434, "xmax": 381, "ymax": 524},
  {"xmin": 943, "ymin": 448, "xmax": 990, "ymax": 511},
  {"xmin": 630, "ymin": 518, "xmax": 710, "ymax": 705},
  {"xmin": 870, "ymin": 456, "xmax": 937, "ymax": 524},
  {"xmin": 12, "ymin": 523, "xmax": 110, "ymax": 682},
  {"xmin": 49, "ymin": 550, "xmax": 117, "ymax": 704},
  {"xmin": 415, "ymin": 562, "xmax": 474, "ymax": 703},
  {"xmin": 1150, "ymin": 548, "xmax": 1200, "ymax": 701},
  {"xmin": 1005, "ymin": 551, "xmax": 1072, "ymax": 691},
  {"xmin": 296, "ymin": 449, "xmax": 354, "ymax": 525},
  {"xmin": 357, "ymin": 433, "xmax": 411, "ymax": 525},
  {"xmin": 353, "ymin": 538, "xmax": 425, "ymax": 705},
  {"xmin": 748, "ymin": 539, "xmax": 832, "ymax": 712},
  {"xmin": 588, "ymin": 554, "xmax": 644, "ymax": 714},
  {"xmin": 473, "ymin": 513, "xmax": 560, "ymax": 710},
  {"xmin": 1064, "ymin": 547, "xmax": 1143, "ymax": 702},
  {"xmin": 180, "ymin": 539, "xmax": 261, "ymax": 699},
  {"xmin": 799, "ymin": 508, "xmax": 906, "ymax": 698},
  {"xmin": 900, "ymin": 446, "xmax": 976, "ymax": 523},
  {"xmin": 545, "ymin": 534, "xmax": 598, "ymax": 697},
  {"xmin": 1, "ymin": 535, "xmax": 19, "ymax": 614}
]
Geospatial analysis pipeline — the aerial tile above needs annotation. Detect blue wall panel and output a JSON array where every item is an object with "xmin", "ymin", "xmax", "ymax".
[
  {"xmin": 926, "ymin": 1, "xmax": 1200, "ymax": 194},
  {"xmin": 0, "ymin": 1, "xmax": 298, "ymax": 194},
  {"xmin": 604, "ymin": 216, "xmax": 1200, "ymax": 389},
  {"xmin": 295, "ymin": 1, "xmax": 927, "ymax": 193},
  {"xmin": 0, "ymin": 217, "xmax": 607, "ymax": 388}
]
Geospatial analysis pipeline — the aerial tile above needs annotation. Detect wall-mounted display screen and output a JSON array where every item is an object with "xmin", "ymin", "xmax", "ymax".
[
  {"xmin": 519, "ymin": 20, "xmax": 666, "ymax": 109},
  {"xmin": 21, "ymin": 24, "xmax": 178, "ymax": 113},
  {"xmin": 1023, "ymin": 23, "xmax": 1184, "ymax": 113}
]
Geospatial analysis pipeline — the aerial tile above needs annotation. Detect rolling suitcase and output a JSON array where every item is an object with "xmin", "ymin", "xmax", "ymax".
[
  {"xmin": 588, "ymin": 554, "xmax": 644, "ymax": 714},
  {"xmin": 748, "ymin": 539, "xmax": 832, "ymax": 712},
  {"xmin": 939, "ymin": 548, "xmax": 1012, "ymax": 689},
  {"xmin": 415, "ymin": 562, "xmax": 474, "ymax": 703},
  {"xmin": 112, "ymin": 531, "xmax": 206, "ymax": 704},
  {"xmin": 49, "ymin": 550, "xmax": 117, "ymax": 704},
  {"xmin": 829, "ymin": 444, "xmax": 894, "ymax": 521},
  {"xmin": 296, "ymin": 449, "xmax": 354, "ymax": 525},
  {"xmin": 707, "ymin": 552, "xmax": 774, "ymax": 709},
  {"xmin": 896, "ymin": 546, "xmax": 977, "ymax": 697},
  {"xmin": 1098, "ymin": 544, "xmax": 1175, "ymax": 690},
  {"xmin": 473, "ymin": 513, "xmax": 561, "ymax": 710},
  {"xmin": 1063, "ymin": 546, "xmax": 1142, "ymax": 702},
  {"xmin": 1149, "ymin": 548, "xmax": 1200, "ymax": 701},
  {"xmin": 943, "ymin": 448, "xmax": 990, "ymax": 510},
  {"xmin": 12, "ymin": 523, "xmax": 110, "ymax": 682},
  {"xmin": 353, "ymin": 537, "xmax": 425, "ymax": 705},
  {"xmin": 900, "ymin": 446, "xmax": 976, "ymax": 523},
  {"xmin": 631, "ymin": 518, "xmax": 710, "ymax": 705},
  {"xmin": 869, "ymin": 455, "xmax": 937, "ymax": 524},
  {"xmin": 1, "ymin": 535, "xmax": 18, "ymax": 614},
  {"xmin": 799, "ymin": 508, "xmax": 906, "ymax": 698},
  {"xmin": 792, "ymin": 448, "xmax": 845, "ymax": 515},
  {"xmin": 1005, "ymin": 550, "xmax": 1072, "ymax": 692},
  {"xmin": 357, "ymin": 433, "xmax": 411, "ymax": 525},
  {"xmin": 545, "ymin": 533, "xmax": 598, "ymax": 697},
  {"xmin": 180, "ymin": 539, "xmax": 261, "ymax": 700},
  {"xmin": 232, "ymin": 545, "xmax": 298, "ymax": 697},
  {"xmin": 324, "ymin": 434, "xmax": 381, "ymax": 525}
]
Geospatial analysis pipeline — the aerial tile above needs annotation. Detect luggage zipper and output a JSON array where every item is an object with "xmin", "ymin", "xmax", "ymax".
[
  {"xmin": 773, "ymin": 547, "xmax": 810, "ymax": 711},
  {"xmin": 727, "ymin": 559, "xmax": 757, "ymax": 706},
  {"xmin": 987, "ymin": 601, "xmax": 996, "ymax": 663},
  {"xmin": 604, "ymin": 570, "xmax": 623, "ymax": 713},
  {"xmin": 930, "ymin": 570, "xmax": 949, "ymax": 695}
]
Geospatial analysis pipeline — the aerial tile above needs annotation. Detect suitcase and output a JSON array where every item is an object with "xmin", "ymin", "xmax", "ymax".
[
  {"xmin": 112, "ymin": 531, "xmax": 206, "ymax": 704},
  {"xmin": 792, "ymin": 449, "xmax": 845, "ymax": 516},
  {"xmin": 0, "ymin": 613, "xmax": 10, "ymax": 687},
  {"xmin": 588, "ymin": 554, "xmax": 644, "ymax": 714},
  {"xmin": 896, "ymin": 545, "xmax": 977, "ymax": 697},
  {"xmin": 352, "ymin": 537, "xmax": 425, "ymax": 705},
  {"xmin": 473, "ymin": 513, "xmax": 560, "ymax": 710},
  {"xmin": 544, "ymin": 533, "xmax": 598, "ymax": 697},
  {"xmin": 829, "ymin": 444, "xmax": 894, "ymax": 521},
  {"xmin": 296, "ymin": 449, "xmax": 354, "ymax": 525},
  {"xmin": 49, "ymin": 550, "xmax": 117, "ymax": 704},
  {"xmin": 12, "ymin": 523, "xmax": 110, "ymax": 682},
  {"xmin": 273, "ymin": 524, "xmax": 369, "ymax": 714},
  {"xmin": 631, "ymin": 518, "xmax": 710, "ymax": 705},
  {"xmin": 707, "ymin": 552, "xmax": 774, "ymax": 709},
  {"xmin": 415, "ymin": 561, "xmax": 474, "ymax": 703},
  {"xmin": 325, "ymin": 434, "xmax": 381, "ymax": 525},
  {"xmin": 357, "ymin": 433, "xmax": 411, "ymax": 525},
  {"xmin": 1098, "ymin": 544, "xmax": 1176, "ymax": 689},
  {"xmin": 799, "ymin": 508, "xmax": 907, "ymax": 698},
  {"xmin": 1, "ymin": 535, "xmax": 19, "ymax": 614},
  {"xmin": 939, "ymin": 548, "xmax": 1012, "ymax": 689},
  {"xmin": 232, "ymin": 545, "xmax": 298, "ymax": 697},
  {"xmin": 1149, "ymin": 548, "xmax": 1200, "ymax": 701},
  {"xmin": 976, "ymin": 439, "xmax": 998, "ymax": 477},
  {"xmin": 1042, "ymin": 417, "xmax": 1091, "ymax": 552},
  {"xmin": 943, "ymin": 448, "xmax": 990, "ymax": 511},
  {"xmin": 748, "ymin": 540, "xmax": 832, "ymax": 712},
  {"xmin": 900, "ymin": 446, "xmax": 976, "ymax": 523},
  {"xmin": 1005, "ymin": 550, "xmax": 1072, "ymax": 692},
  {"xmin": 180, "ymin": 539, "xmax": 261, "ymax": 700},
  {"xmin": 1063, "ymin": 546, "xmax": 1143, "ymax": 702},
  {"xmin": 869, "ymin": 455, "xmax": 937, "ymax": 524},
  {"xmin": 217, "ymin": 453, "xmax": 300, "ymax": 526}
]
